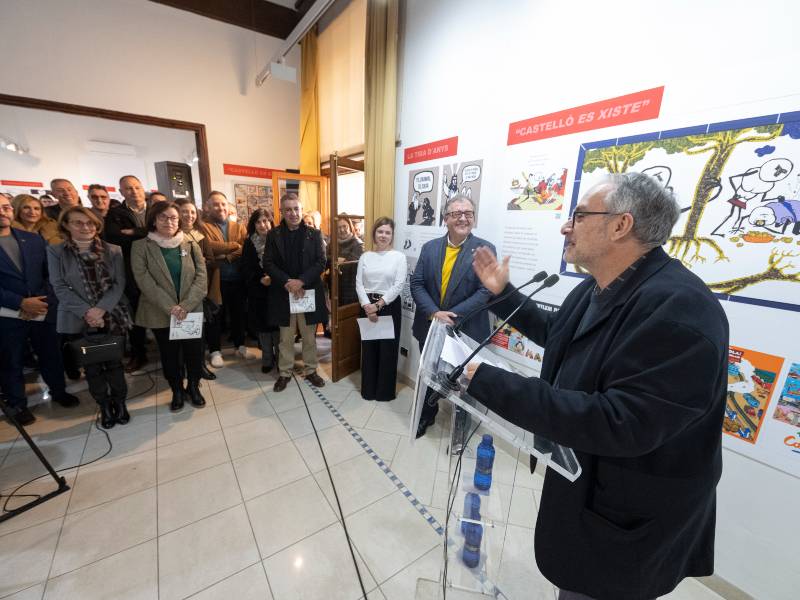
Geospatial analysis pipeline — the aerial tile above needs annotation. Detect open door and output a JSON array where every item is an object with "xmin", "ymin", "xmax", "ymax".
[{"xmin": 328, "ymin": 154, "xmax": 365, "ymax": 382}]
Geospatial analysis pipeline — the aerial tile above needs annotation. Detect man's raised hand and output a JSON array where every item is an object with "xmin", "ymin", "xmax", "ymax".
[{"xmin": 472, "ymin": 246, "xmax": 510, "ymax": 295}]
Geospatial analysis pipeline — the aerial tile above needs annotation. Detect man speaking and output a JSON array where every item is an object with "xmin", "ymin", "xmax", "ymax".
[{"xmin": 465, "ymin": 172, "xmax": 728, "ymax": 600}]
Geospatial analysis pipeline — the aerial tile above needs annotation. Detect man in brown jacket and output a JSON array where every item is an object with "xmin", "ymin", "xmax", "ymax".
[{"xmin": 200, "ymin": 191, "xmax": 252, "ymax": 367}]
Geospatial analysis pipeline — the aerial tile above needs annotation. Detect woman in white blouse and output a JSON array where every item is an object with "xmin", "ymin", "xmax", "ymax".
[{"xmin": 355, "ymin": 217, "xmax": 407, "ymax": 401}]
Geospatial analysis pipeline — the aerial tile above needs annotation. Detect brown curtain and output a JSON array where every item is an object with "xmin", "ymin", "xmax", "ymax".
[
  {"xmin": 299, "ymin": 27, "xmax": 321, "ymax": 213},
  {"xmin": 364, "ymin": 0, "xmax": 399, "ymax": 248}
]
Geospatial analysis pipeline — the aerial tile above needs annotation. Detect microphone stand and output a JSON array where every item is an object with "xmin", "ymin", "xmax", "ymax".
[{"xmin": 436, "ymin": 274, "xmax": 560, "ymax": 392}]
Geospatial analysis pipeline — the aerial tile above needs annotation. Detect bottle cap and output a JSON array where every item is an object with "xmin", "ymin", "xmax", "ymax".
[{"xmin": 482, "ymin": 434, "xmax": 493, "ymax": 444}]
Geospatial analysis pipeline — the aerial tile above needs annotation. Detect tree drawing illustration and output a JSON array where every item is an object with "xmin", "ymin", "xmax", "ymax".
[{"xmin": 706, "ymin": 250, "xmax": 800, "ymax": 295}]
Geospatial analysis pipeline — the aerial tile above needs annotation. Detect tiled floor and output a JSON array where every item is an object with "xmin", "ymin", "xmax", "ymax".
[{"xmin": 0, "ymin": 346, "xmax": 729, "ymax": 599}]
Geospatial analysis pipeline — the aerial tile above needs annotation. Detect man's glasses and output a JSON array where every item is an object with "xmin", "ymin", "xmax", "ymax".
[
  {"xmin": 567, "ymin": 210, "xmax": 621, "ymax": 224},
  {"xmin": 445, "ymin": 210, "xmax": 474, "ymax": 220}
]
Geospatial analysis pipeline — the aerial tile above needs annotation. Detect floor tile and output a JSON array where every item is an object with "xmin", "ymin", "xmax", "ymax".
[
  {"xmin": 293, "ymin": 425, "xmax": 364, "ymax": 473},
  {"xmin": 209, "ymin": 380, "xmax": 266, "ymax": 407},
  {"xmin": 43, "ymin": 540, "xmax": 157, "ymax": 600},
  {"xmin": 312, "ymin": 380, "xmax": 360, "ymax": 405},
  {"xmin": 156, "ymin": 411, "xmax": 221, "ymax": 448},
  {"xmin": 222, "ymin": 415, "xmax": 289, "ymax": 460},
  {"xmin": 346, "ymin": 491, "xmax": 440, "ymax": 583},
  {"xmin": 380, "ymin": 546, "xmax": 441, "ymax": 600},
  {"xmin": 158, "ymin": 505, "xmax": 259, "ymax": 600},
  {"xmin": 365, "ymin": 408, "xmax": 412, "ymax": 437},
  {"xmin": 51, "ymin": 487, "xmax": 157, "ymax": 577},
  {"xmin": 188, "ymin": 563, "xmax": 273, "ymax": 599},
  {"xmin": 0, "ymin": 437, "xmax": 85, "ymax": 491},
  {"xmin": 263, "ymin": 522, "xmax": 377, "ymax": 600},
  {"xmin": 264, "ymin": 385, "xmax": 309, "ymax": 414},
  {"xmin": 246, "ymin": 475, "xmax": 337, "ymax": 558},
  {"xmin": 276, "ymin": 402, "xmax": 340, "ymax": 439},
  {"xmin": 662, "ymin": 577, "xmax": 727, "ymax": 600},
  {"xmin": 389, "ymin": 432, "xmax": 441, "ymax": 507},
  {"xmin": 158, "ymin": 462, "xmax": 242, "ymax": 534},
  {"xmin": 156, "ymin": 430, "xmax": 229, "ymax": 484},
  {"xmin": 1, "ymin": 583, "xmax": 46, "ymax": 600},
  {"xmin": 353, "ymin": 428, "xmax": 401, "ymax": 465},
  {"xmin": 81, "ymin": 418, "xmax": 157, "ymax": 464},
  {"xmin": 495, "ymin": 524, "xmax": 554, "ymax": 600},
  {"xmin": 215, "ymin": 394, "xmax": 275, "ymax": 428},
  {"xmin": 336, "ymin": 393, "xmax": 376, "ymax": 429},
  {"xmin": 507, "ymin": 485, "xmax": 538, "ymax": 529},
  {"xmin": 313, "ymin": 454, "xmax": 397, "ymax": 517},
  {"xmin": 233, "ymin": 440, "xmax": 309, "ymax": 500},
  {"xmin": 0, "ymin": 518, "xmax": 61, "ymax": 597},
  {"xmin": 68, "ymin": 449, "xmax": 156, "ymax": 513},
  {"xmin": 0, "ymin": 472, "xmax": 75, "ymax": 537}
]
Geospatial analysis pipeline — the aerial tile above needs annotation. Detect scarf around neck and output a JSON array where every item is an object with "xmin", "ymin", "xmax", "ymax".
[
  {"xmin": 250, "ymin": 232, "xmax": 267, "ymax": 260},
  {"xmin": 147, "ymin": 230, "xmax": 185, "ymax": 248}
]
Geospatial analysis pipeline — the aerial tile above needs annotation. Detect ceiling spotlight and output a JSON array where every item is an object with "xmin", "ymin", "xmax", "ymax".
[{"xmin": 0, "ymin": 136, "xmax": 28, "ymax": 155}]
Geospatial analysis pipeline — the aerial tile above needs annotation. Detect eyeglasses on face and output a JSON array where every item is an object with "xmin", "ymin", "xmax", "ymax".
[
  {"xmin": 567, "ymin": 210, "xmax": 622, "ymax": 224},
  {"xmin": 156, "ymin": 215, "xmax": 180, "ymax": 223},
  {"xmin": 446, "ymin": 210, "xmax": 474, "ymax": 220},
  {"xmin": 68, "ymin": 220, "xmax": 96, "ymax": 229}
]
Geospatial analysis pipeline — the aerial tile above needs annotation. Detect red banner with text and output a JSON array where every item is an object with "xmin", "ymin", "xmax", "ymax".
[
  {"xmin": 507, "ymin": 86, "xmax": 664, "ymax": 145},
  {"xmin": 403, "ymin": 136, "xmax": 459, "ymax": 165},
  {"xmin": 223, "ymin": 164, "xmax": 275, "ymax": 179}
]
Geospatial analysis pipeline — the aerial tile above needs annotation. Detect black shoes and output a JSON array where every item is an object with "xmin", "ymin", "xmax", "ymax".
[
  {"xmin": 13, "ymin": 407, "xmax": 36, "ymax": 426},
  {"xmin": 261, "ymin": 363, "xmax": 274, "ymax": 374},
  {"xmin": 200, "ymin": 363, "xmax": 217, "ymax": 380},
  {"xmin": 416, "ymin": 416, "xmax": 435, "ymax": 439},
  {"xmin": 169, "ymin": 380, "xmax": 184, "ymax": 412},
  {"xmin": 114, "ymin": 399, "xmax": 130, "ymax": 424},
  {"xmin": 187, "ymin": 380, "xmax": 206, "ymax": 407},
  {"xmin": 99, "ymin": 401, "xmax": 116, "ymax": 429},
  {"xmin": 53, "ymin": 392, "xmax": 80, "ymax": 408},
  {"xmin": 305, "ymin": 372, "xmax": 325, "ymax": 387},
  {"xmin": 273, "ymin": 376, "xmax": 290, "ymax": 392}
]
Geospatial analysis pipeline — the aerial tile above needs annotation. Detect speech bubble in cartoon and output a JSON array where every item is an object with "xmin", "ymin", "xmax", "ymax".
[
  {"xmin": 462, "ymin": 165, "xmax": 481, "ymax": 183},
  {"xmin": 413, "ymin": 171, "xmax": 434, "ymax": 193}
]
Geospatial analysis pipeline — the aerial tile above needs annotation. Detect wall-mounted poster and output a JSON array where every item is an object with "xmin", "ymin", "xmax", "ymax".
[
  {"xmin": 773, "ymin": 362, "xmax": 800, "ymax": 427},
  {"xmin": 439, "ymin": 159, "xmax": 483, "ymax": 225},
  {"xmin": 566, "ymin": 110, "xmax": 800, "ymax": 312},
  {"xmin": 233, "ymin": 182, "xmax": 273, "ymax": 223},
  {"xmin": 724, "ymin": 346, "xmax": 784, "ymax": 444},
  {"xmin": 406, "ymin": 167, "xmax": 439, "ymax": 226}
]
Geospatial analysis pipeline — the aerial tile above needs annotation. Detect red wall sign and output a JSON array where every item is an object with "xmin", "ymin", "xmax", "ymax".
[
  {"xmin": 82, "ymin": 185, "xmax": 117, "ymax": 192},
  {"xmin": 223, "ymin": 163, "xmax": 275, "ymax": 179},
  {"xmin": 507, "ymin": 86, "xmax": 664, "ymax": 145},
  {"xmin": 403, "ymin": 136, "xmax": 459, "ymax": 165},
  {"xmin": 1, "ymin": 179, "xmax": 44, "ymax": 187}
]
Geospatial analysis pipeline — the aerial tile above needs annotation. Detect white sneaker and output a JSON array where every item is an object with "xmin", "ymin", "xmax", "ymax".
[
  {"xmin": 236, "ymin": 345, "xmax": 254, "ymax": 360},
  {"xmin": 209, "ymin": 351, "xmax": 225, "ymax": 368}
]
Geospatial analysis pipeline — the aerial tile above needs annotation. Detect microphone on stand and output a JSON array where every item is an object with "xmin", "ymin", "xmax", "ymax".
[
  {"xmin": 449, "ymin": 270, "xmax": 547, "ymax": 337},
  {"xmin": 436, "ymin": 273, "xmax": 560, "ymax": 392}
]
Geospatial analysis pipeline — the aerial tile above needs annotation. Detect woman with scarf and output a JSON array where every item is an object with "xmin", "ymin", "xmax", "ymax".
[
  {"xmin": 176, "ymin": 198, "xmax": 219, "ymax": 381},
  {"xmin": 242, "ymin": 208, "xmax": 279, "ymax": 373},
  {"xmin": 131, "ymin": 202, "xmax": 207, "ymax": 411},
  {"xmin": 47, "ymin": 206, "xmax": 132, "ymax": 428},
  {"xmin": 13, "ymin": 194, "xmax": 62, "ymax": 244}
]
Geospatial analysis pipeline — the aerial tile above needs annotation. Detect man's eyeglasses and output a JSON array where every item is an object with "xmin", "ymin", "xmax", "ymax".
[
  {"xmin": 445, "ymin": 210, "xmax": 475, "ymax": 220},
  {"xmin": 567, "ymin": 210, "xmax": 622, "ymax": 224}
]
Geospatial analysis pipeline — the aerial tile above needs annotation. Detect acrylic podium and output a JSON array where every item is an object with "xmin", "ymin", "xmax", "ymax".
[{"xmin": 410, "ymin": 319, "xmax": 581, "ymax": 599}]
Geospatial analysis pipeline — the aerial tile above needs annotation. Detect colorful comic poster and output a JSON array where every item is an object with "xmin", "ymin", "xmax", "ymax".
[
  {"xmin": 507, "ymin": 166, "xmax": 568, "ymax": 211},
  {"xmin": 773, "ymin": 362, "xmax": 800, "ymax": 427},
  {"xmin": 406, "ymin": 167, "xmax": 439, "ymax": 226},
  {"xmin": 233, "ymin": 182, "xmax": 273, "ymax": 223},
  {"xmin": 438, "ymin": 160, "xmax": 483, "ymax": 225},
  {"xmin": 723, "ymin": 346, "xmax": 784, "ymax": 444}
]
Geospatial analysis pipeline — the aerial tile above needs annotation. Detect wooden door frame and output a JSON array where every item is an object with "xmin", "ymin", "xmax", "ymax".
[
  {"xmin": 269, "ymin": 171, "xmax": 330, "ymax": 235},
  {"xmin": 0, "ymin": 93, "xmax": 211, "ymax": 200}
]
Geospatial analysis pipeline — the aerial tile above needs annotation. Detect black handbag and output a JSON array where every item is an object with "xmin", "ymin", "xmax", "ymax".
[
  {"xmin": 202, "ymin": 297, "xmax": 221, "ymax": 324},
  {"xmin": 68, "ymin": 327, "xmax": 125, "ymax": 366}
]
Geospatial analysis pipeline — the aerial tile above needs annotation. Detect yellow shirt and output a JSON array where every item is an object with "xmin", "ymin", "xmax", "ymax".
[{"xmin": 440, "ymin": 244, "xmax": 461, "ymax": 304}]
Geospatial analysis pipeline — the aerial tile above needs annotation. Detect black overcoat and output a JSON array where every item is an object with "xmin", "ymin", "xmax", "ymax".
[{"xmin": 467, "ymin": 248, "xmax": 729, "ymax": 600}]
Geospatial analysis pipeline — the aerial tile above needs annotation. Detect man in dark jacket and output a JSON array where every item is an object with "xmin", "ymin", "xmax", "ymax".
[
  {"xmin": 0, "ymin": 195, "xmax": 79, "ymax": 425},
  {"xmin": 263, "ymin": 193, "xmax": 327, "ymax": 392},
  {"xmin": 45, "ymin": 178, "xmax": 81, "ymax": 221},
  {"xmin": 466, "ymin": 172, "xmax": 729, "ymax": 600},
  {"xmin": 103, "ymin": 175, "xmax": 150, "ymax": 372}
]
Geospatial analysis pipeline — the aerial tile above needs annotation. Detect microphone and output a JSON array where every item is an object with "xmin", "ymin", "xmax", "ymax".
[
  {"xmin": 450, "ymin": 270, "xmax": 547, "ymax": 336},
  {"xmin": 437, "ymin": 273, "xmax": 560, "ymax": 390}
]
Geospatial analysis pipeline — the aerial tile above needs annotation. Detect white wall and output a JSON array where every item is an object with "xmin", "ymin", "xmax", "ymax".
[
  {"xmin": 394, "ymin": 1, "xmax": 800, "ymax": 598},
  {"xmin": 0, "ymin": 0, "xmax": 300, "ymax": 196}
]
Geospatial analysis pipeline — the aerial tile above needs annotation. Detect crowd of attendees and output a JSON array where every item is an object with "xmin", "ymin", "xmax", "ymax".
[{"xmin": 1, "ymin": 176, "xmax": 422, "ymax": 432}]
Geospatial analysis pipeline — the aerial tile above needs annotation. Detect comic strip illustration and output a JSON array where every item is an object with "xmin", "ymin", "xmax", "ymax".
[
  {"xmin": 569, "ymin": 112, "xmax": 800, "ymax": 310},
  {"xmin": 233, "ymin": 183, "xmax": 273, "ymax": 222},
  {"xmin": 508, "ymin": 168, "xmax": 568, "ymax": 211},
  {"xmin": 773, "ymin": 362, "xmax": 800, "ymax": 427},
  {"xmin": 439, "ymin": 160, "xmax": 483, "ymax": 225},
  {"xmin": 407, "ymin": 167, "xmax": 439, "ymax": 226},
  {"xmin": 723, "ymin": 346, "xmax": 784, "ymax": 444}
]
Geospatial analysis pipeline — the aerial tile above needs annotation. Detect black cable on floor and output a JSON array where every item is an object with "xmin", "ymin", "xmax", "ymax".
[
  {"xmin": 291, "ymin": 373, "xmax": 370, "ymax": 599},
  {"xmin": 0, "ymin": 371, "xmax": 156, "ymax": 514}
]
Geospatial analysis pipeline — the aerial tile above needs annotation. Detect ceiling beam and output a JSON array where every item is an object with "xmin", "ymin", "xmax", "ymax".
[{"xmin": 149, "ymin": 0, "xmax": 300, "ymax": 39}]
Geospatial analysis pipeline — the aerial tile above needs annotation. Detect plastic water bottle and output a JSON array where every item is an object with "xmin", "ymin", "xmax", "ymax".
[
  {"xmin": 460, "ymin": 492, "xmax": 481, "ymax": 535},
  {"xmin": 473, "ymin": 434, "xmax": 495, "ymax": 491},
  {"xmin": 461, "ymin": 521, "xmax": 483, "ymax": 568}
]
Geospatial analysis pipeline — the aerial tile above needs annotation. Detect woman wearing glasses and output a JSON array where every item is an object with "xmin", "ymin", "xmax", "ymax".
[
  {"xmin": 47, "ymin": 206, "xmax": 132, "ymax": 428},
  {"xmin": 131, "ymin": 202, "xmax": 207, "ymax": 411},
  {"xmin": 355, "ymin": 217, "xmax": 406, "ymax": 401}
]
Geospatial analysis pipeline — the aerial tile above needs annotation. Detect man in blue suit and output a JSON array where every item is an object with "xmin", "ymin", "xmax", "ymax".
[
  {"xmin": 0, "ymin": 195, "xmax": 78, "ymax": 426},
  {"xmin": 410, "ymin": 194, "xmax": 495, "ymax": 438}
]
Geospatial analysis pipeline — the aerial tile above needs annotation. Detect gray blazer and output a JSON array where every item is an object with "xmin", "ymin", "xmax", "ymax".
[
  {"xmin": 47, "ymin": 241, "xmax": 127, "ymax": 334},
  {"xmin": 130, "ymin": 237, "xmax": 207, "ymax": 329}
]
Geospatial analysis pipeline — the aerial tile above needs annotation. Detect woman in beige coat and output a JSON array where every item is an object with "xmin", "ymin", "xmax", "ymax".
[
  {"xmin": 12, "ymin": 194, "xmax": 62, "ymax": 244},
  {"xmin": 131, "ymin": 202, "xmax": 207, "ymax": 411}
]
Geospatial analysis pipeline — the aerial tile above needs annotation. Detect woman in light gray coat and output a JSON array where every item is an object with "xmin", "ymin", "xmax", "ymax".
[
  {"xmin": 131, "ymin": 202, "xmax": 207, "ymax": 411},
  {"xmin": 47, "ymin": 206, "xmax": 132, "ymax": 428}
]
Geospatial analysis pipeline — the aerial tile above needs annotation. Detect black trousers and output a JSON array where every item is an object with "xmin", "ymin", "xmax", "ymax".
[
  {"xmin": 360, "ymin": 297, "xmax": 401, "ymax": 401},
  {"xmin": 152, "ymin": 327, "xmax": 203, "ymax": 382},
  {"xmin": 208, "ymin": 279, "xmax": 247, "ymax": 350},
  {"xmin": 62, "ymin": 333, "xmax": 127, "ymax": 404},
  {"xmin": 126, "ymin": 290, "xmax": 147, "ymax": 361},
  {"xmin": 417, "ymin": 335, "xmax": 471, "ymax": 443}
]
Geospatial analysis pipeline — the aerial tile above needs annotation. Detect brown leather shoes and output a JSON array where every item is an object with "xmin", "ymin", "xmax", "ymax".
[
  {"xmin": 305, "ymin": 372, "xmax": 325, "ymax": 387},
  {"xmin": 273, "ymin": 376, "xmax": 290, "ymax": 392}
]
